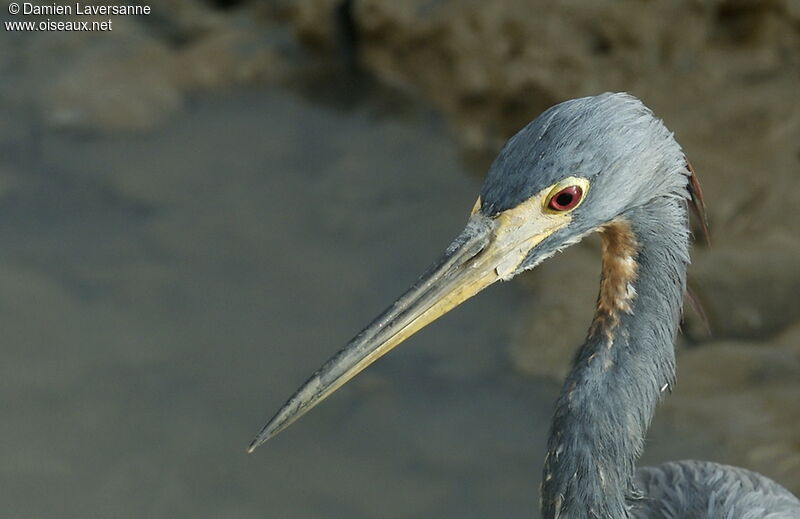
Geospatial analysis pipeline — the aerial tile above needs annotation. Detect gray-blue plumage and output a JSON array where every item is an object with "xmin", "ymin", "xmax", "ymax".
[
  {"xmin": 634, "ymin": 461, "xmax": 800, "ymax": 518},
  {"xmin": 476, "ymin": 93, "xmax": 800, "ymax": 518}
]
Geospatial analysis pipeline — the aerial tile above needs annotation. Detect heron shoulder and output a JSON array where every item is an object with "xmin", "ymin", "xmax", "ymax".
[{"xmin": 632, "ymin": 460, "xmax": 800, "ymax": 519}]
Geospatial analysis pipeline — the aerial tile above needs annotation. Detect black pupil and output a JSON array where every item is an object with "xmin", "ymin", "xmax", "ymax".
[{"xmin": 556, "ymin": 192, "xmax": 574, "ymax": 207}]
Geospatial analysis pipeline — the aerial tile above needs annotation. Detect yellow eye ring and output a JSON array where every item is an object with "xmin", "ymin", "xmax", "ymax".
[{"xmin": 544, "ymin": 177, "xmax": 590, "ymax": 213}]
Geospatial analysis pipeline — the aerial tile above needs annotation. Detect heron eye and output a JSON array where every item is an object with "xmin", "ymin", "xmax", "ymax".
[{"xmin": 548, "ymin": 186, "xmax": 583, "ymax": 211}]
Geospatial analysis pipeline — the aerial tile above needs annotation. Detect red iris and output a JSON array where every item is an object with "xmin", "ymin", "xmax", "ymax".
[{"xmin": 548, "ymin": 186, "xmax": 582, "ymax": 211}]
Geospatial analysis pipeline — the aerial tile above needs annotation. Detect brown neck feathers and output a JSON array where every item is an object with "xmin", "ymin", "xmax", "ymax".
[{"xmin": 591, "ymin": 219, "xmax": 639, "ymax": 340}]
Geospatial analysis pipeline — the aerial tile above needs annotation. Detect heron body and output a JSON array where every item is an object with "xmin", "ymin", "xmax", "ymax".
[{"xmin": 251, "ymin": 93, "xmax": 800, "ymax": 518}]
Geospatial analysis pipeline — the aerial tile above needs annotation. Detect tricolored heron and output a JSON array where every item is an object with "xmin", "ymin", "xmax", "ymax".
[{"xmin": 249, "ymin": 93, "xmax": 800, "ymax": 517}]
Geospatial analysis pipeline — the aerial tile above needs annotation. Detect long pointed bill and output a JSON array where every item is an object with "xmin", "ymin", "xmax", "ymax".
[{"xmin": 249, "ymin": 196, "xmax": 571, "ymax": 452}]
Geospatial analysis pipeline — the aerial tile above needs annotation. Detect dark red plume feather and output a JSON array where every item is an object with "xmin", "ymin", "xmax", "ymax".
[{"xmin": 686, "ymin": 161, "xmax": 710, "ymax": 246}]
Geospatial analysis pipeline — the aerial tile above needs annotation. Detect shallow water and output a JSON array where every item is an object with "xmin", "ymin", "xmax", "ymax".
[{"xmin": 0, "ymin": 86, "xmax": 717, "ymax": 518}]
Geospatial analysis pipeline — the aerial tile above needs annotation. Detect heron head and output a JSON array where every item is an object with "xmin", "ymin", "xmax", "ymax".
[
  {"xmin": 474, "ymin": 92, "xmax": 690, "ymax": 278},
  {"xmin": 249, "ymin": 92, "xmax": 692, "ymax": 451}
]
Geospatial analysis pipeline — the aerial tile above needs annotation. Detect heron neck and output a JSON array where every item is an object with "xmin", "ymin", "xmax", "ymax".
[{"xmin": 540, "ymin": 197, "xmax": 690, "ymax": 519}]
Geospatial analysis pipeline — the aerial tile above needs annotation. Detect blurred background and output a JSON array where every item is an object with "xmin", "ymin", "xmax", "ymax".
[{"xmin": 1, "ymin": 1, "xmax": 798, "ymax": 517}]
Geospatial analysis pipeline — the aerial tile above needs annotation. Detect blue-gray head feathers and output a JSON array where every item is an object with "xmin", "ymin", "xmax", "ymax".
[{"xmin": 480, "ymin": 93, "xmax": 690, "ymax": 225}]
